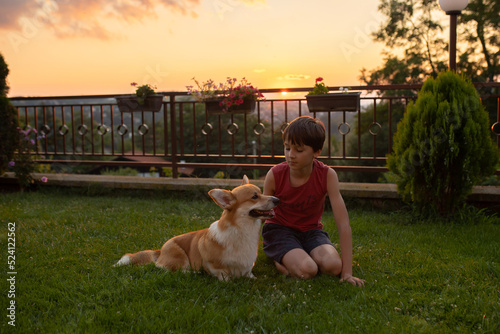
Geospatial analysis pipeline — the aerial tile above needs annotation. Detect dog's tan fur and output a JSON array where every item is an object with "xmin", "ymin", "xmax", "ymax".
[{"xmin": 114, "ymin": 176, "xmax": 279, "ymax": 281}]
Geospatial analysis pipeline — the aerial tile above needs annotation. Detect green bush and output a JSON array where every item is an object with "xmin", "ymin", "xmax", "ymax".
[
  {"xmin": 387, "ymin": 71, "xmax": 499, "ymax": 214},
  {"xmin": 0, "ymin": 52, "xmax": 9, "ymax": 96},
  {"xmin": 0, "ymin": 52, "xmax": 42, "ymax": 189},
  {"xmin": 0, "ymin": 97, "xmax": 19, "ymax": 175},
  {"xmin": 0, "ymin": 52, "xmax": 19, "ymax": 175},
  {"xmin": 10, "ymin": 128, "xmax": 41, "ymax": 189}
]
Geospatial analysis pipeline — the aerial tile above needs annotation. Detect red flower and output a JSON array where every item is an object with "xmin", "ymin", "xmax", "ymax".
[{"xmin": 315, "ymin": 77, "xmax": 323, "ymax": 83}]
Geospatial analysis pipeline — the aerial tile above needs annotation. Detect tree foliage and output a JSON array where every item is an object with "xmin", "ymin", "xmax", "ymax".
[
  {"xmin": 460, "ymin": 0, "xmax": 500, "ymax": 82},
  {"xmin": 387, "ymin": 71, "xmax": 498, "ymax": 214},
  {"xmin": 361, "ymin": 0, "xmax": 499, "ymax": 86}
]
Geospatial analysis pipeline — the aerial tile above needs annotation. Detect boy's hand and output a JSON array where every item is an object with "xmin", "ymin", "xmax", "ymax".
[{"xmin": 340, "ymin": 274, "xmax": 365, "ymax": 287}]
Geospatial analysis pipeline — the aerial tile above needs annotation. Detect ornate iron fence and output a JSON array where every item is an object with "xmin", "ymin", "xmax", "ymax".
[{"xmin": 10, "ymin": 83, "xmax": 500, "ymax": 179}]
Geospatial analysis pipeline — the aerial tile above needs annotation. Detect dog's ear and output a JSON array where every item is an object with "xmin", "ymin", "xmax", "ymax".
[
  {"xmin": 208, "ymin": 189, "xmax": 237, "ymax": 209},
  {"xmin": 241, "ymin": 175, "xmax": 249, "ymax": 185}
]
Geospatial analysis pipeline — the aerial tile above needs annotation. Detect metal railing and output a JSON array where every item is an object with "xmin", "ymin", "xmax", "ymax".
[{"xmin": 10, "ymin": 83, "xmax": 500, "ymax": 179}]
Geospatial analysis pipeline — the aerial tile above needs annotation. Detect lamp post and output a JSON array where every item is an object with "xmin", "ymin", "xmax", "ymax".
[{"xmin": 438, "ymin": 0, "xmax": 469, "ymax": 71}]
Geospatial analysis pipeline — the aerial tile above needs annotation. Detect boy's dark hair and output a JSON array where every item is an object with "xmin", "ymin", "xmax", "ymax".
[{"xmin": 282, "ymin": 116, "xmax": 325, "ymax": 152}]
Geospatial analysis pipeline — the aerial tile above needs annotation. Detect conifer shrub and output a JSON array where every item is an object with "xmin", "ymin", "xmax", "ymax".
[{"xmin": 387, "ymin": 71, "xmax": 499, "ymax": 214}]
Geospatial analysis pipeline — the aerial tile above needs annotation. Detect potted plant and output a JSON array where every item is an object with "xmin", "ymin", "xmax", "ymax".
[
  {"xmin": 187, "ymin": 77, "xmax": 264, "ymax": 114},
  {"xmin": 305, "ymin": 77, "xmax": 360, "ymax": 112},
  {"xmin": 115, "ymin": 83, "xmax": 164, "ymax": 112}
]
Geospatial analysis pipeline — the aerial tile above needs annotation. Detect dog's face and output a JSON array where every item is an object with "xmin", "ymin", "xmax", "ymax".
[
  {"xmin": 208, "ymin": 177, "xmax": 279, "ymax": 221},
  {"xmin": 232, "ymin": 183, "xmax": 279, "ymax": 220}
]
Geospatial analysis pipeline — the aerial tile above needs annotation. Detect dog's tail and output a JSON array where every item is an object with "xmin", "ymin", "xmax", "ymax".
[{"xmin": 114, "ymin": 250, "xmax": 161, "ymax": 267}]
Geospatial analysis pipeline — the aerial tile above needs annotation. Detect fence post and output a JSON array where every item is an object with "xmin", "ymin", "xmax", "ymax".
[{"xmin": 169, "ymin": 94, "xmax": 178, "ymax": 178}]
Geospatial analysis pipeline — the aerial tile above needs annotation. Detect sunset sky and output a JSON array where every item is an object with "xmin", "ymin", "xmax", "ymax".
[{"xmin": 0, "ymin": 0, "xmax": 422, "ymax": 98}]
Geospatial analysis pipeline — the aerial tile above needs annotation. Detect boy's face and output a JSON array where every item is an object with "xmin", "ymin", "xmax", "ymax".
[{"xmin": 284, "ymin": 139, "xmax": 321, "ymax": 171}]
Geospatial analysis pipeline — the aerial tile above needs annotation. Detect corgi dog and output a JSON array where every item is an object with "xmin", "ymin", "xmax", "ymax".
[{"xmin": 114, "ymin": 176, "xmax": 279, "ymax": 281}]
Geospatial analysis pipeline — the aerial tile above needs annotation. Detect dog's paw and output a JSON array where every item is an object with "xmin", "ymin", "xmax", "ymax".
[
  {"xmin": 113, "ymin": 255, "xmax": 130, "ymax": 267},
  {"xmin": 216, "ymin": 272, "xmax": 232, "ymax": 282}
]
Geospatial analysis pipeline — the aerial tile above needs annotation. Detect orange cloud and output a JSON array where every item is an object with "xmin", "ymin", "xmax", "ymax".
[
  {"xmin": 0, "ymin": 0, "xmax": 32, "ymax": 29},
  {"xmin": 0, "ymin": 0, "xmax": 203, "ymax": 39}
]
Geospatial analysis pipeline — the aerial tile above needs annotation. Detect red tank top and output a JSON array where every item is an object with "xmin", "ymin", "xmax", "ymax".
[{"xmin": 265, "ymin": 159, "xmax": 329, "ymax": 232}]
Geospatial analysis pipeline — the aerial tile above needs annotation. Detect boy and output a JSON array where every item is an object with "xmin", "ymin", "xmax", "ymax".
[{"xmin": 262, "ymin": 116, "xmax": 365, "ymax": 286}]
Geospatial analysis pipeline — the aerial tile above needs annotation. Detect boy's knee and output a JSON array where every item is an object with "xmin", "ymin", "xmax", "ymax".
[
  {"xmin": 320, "ymin": 257, "xmax": 342, "ymax": 276},
  {"xmin": 292, "ymin": 258, "xmax": 318, "ymax": 279}
]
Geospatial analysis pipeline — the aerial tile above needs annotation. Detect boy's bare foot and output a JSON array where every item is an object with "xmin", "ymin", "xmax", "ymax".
[{"xmin": 274, "ymin": 261, "xmax": 290, "ymax": 276}]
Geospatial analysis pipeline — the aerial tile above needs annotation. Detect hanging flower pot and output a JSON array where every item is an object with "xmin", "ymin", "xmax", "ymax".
[
  {"xmin": 116, "ymin": 82, "xmax": 164, "ymax": 112},
  {"xmin": 115, "ymin": 94, "xmax": 164, "ymax": 112},
  {"xmin": 204, "ymin": 98, "xmax": 224, "ymax": 115},
  {"xmin": 187, "ymin": 77, "xmax": 264, "ymax": 115},
  {"xmin": 305, "ymin": 77, "xmax": 360, "ymax": 112},
  {"xmin": 306, "ymin": 92, "xmax": 360, "ymax": 112},
  {"xmin": 205, "ymin": 97, "xmax": 256, "ymax": 115}
]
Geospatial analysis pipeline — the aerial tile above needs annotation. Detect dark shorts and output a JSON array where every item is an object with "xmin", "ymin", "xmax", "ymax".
[{"xmin": 262, "ymin": 223, "xmax": 334, "ymax": 264}]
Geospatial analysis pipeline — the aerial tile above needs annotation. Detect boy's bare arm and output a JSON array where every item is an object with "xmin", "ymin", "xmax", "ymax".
[
  {"xmin": 326, "ymin": 168, "xmax": 365, "ymax": 287},
  {"xmin": 263, "ymin": 169, "xmax": 275, "ymax": 196}
]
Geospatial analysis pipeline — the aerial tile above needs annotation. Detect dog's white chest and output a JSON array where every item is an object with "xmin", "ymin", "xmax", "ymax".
[{"xmin": 209, "ymin": 220, "xmax": 261, "ymax": 272}]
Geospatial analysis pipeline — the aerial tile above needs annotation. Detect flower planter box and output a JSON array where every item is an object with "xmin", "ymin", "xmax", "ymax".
[
  {"xmin": 205, "ymin": 98, "xmax": 256, "ymax": 115},
  {"xmin": 306, "ymin": 92, "xmax": 361, "ymax": 112},
  {"xmin": 115, "ymin": 95, "xmax": 164, "ymax": 112}
]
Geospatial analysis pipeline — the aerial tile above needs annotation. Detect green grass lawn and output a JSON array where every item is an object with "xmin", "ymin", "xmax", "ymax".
[{"xmin": 1, "ymin": 187, "xmax": 498, "ymax": 333}]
